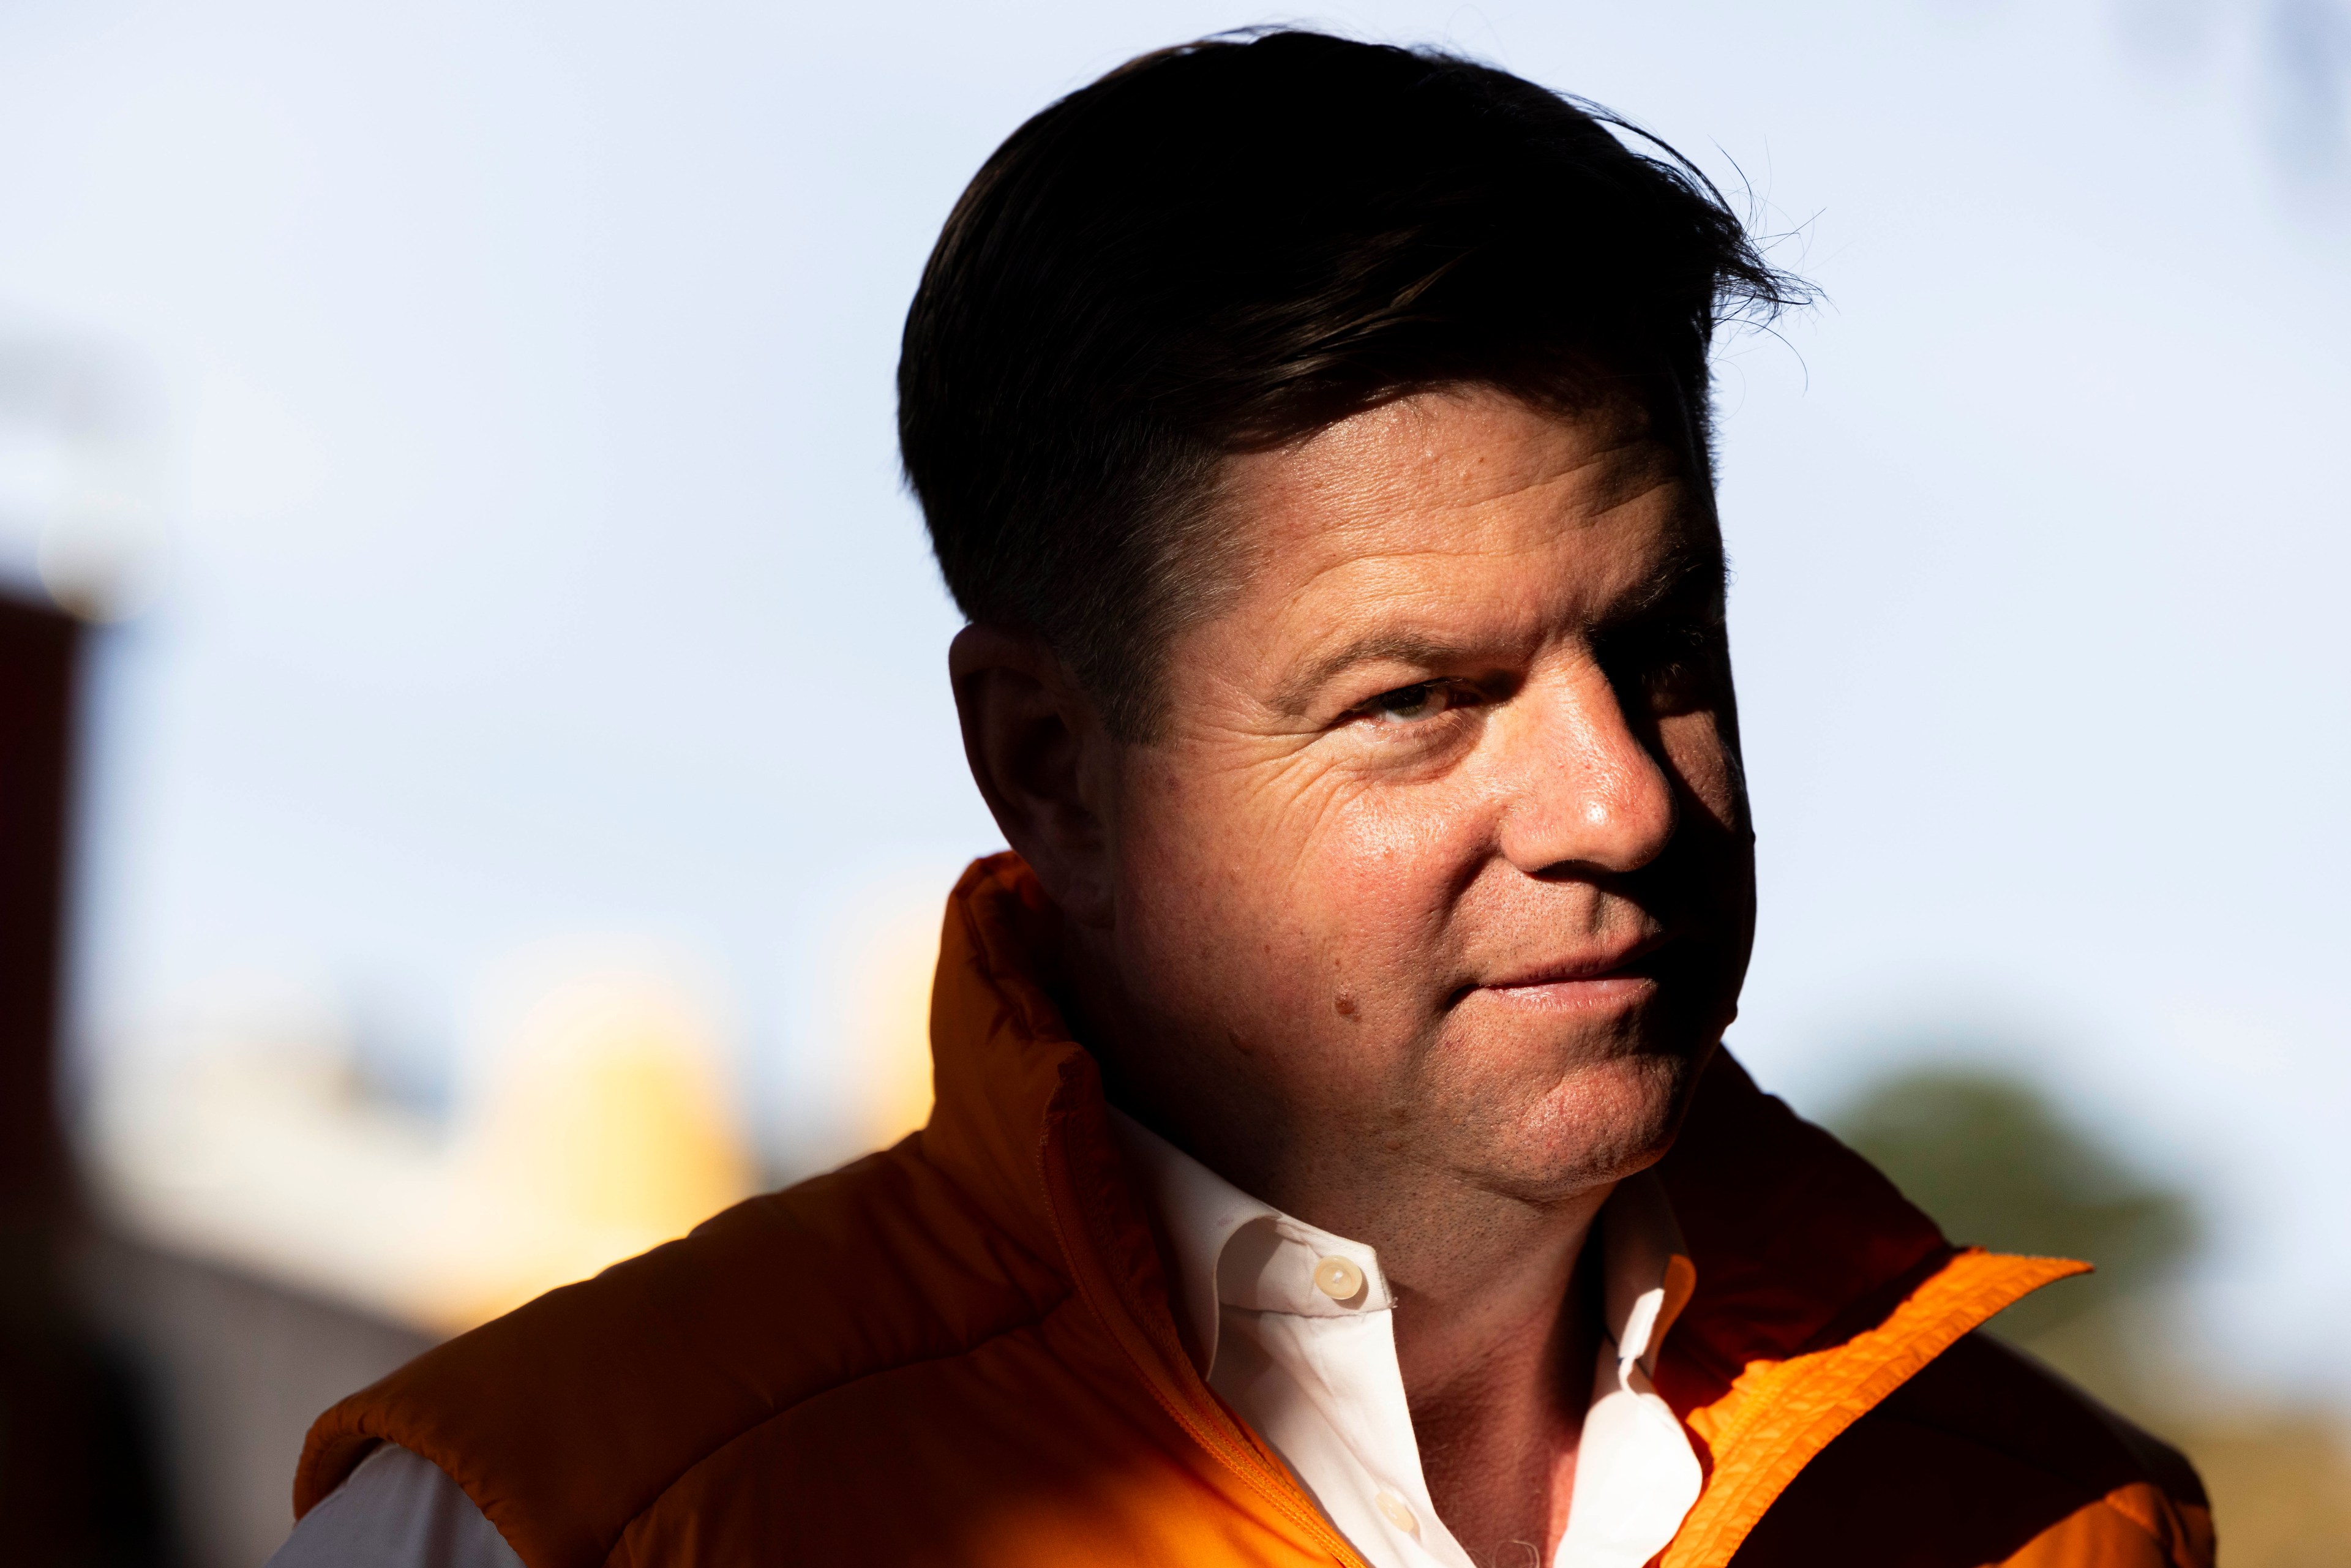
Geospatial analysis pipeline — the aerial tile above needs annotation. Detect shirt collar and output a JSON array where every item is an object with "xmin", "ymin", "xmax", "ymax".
[
  {"xmin": 1108, "ymin": 1107, "xmax": 1694, "ymax": 1383},
  {"xmin": 1594, "ymin": 1160, "xmax": 1697, "ymax": 1382}
]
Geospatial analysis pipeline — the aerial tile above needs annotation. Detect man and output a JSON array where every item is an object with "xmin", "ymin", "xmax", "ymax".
[{"xmin": 275, "ymin": 31, "xmax": 2213, "ymax": 1568}]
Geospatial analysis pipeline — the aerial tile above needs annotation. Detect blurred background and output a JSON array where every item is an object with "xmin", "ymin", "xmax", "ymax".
[{"xmin": 0, "ymin": 0, "xmax": 2344, "ymax": 1562}]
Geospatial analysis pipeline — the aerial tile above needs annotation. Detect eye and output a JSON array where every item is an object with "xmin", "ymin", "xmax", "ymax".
[
  {"xmin": 1600, "ymin": 621, "xmax": 1719, "ymax": 715},
  {"xmin": 1355, "ymin": 681, "xmax": 1466, "ymax": 724}
]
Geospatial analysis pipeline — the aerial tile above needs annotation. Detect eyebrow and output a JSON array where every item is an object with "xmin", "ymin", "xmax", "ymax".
[
  {"xmin": 1609, "ymin": 541, "xmax": 1730, "ymax": 622},
  {"xmin": 1268, "ymin": 545, "xmax": 1725, "ymax": 718}
]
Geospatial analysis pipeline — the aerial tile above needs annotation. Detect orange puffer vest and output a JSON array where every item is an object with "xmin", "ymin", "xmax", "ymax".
[{"xmin": 296, "ymin": 854, "xmax": 2214, "ymax": 1567}]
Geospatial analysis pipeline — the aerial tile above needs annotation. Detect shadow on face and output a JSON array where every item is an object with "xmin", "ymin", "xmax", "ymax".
[{"xmin": 1074, "ymin": 387, "xmax": 1757, "ymax": 1207}]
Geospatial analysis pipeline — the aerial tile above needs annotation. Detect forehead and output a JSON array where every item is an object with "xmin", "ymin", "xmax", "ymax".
[{"xmin": 1205, "ymin": 389, "xmax": 1717, "ymax": 670}]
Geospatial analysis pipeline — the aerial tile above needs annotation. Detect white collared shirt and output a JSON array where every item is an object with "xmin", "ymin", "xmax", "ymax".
[{"xmin": 1109, "ymin": 1110, "xmax": 1704, "ymax": 1568}]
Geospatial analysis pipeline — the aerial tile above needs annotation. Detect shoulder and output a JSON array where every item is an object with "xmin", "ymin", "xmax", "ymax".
[
  {"xmin": 1733, "ymin": 1330, "xmax": 2214, "ymax": 1568},
  {"xmin": 296, "ymin": 1136, "xmax": 1072, "ymax": 1568}
]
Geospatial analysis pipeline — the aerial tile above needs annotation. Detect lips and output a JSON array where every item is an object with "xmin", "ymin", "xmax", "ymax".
[{"xmin": 1476, "ymin": 929, "xmax": 1676, "ymax": 992}]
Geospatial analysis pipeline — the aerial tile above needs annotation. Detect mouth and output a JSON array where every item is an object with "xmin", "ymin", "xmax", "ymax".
[{"xmin": 1463, "ymin": 931, "xmax": 1676, "ymax": 1011}]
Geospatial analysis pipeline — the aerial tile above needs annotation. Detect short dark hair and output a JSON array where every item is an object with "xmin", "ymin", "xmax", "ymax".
[{"xmin": 899, "ymin": 30, "xmax": 1801, "ymax": 739}]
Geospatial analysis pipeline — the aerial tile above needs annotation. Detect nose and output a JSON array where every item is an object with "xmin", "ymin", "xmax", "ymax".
[{"xmin": 1494, "ymin": 658, "xmax": 1678, "ymax": 878}]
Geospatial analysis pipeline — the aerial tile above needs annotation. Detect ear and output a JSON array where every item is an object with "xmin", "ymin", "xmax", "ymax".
[{"xmin": 949, "ymin": 624, "xmax": 1120, "ymax": 927}]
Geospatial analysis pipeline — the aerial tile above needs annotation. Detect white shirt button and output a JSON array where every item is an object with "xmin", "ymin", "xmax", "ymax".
[
  {"xmin": 1376, "ymin": 1491, "xmax": 1419, "ymax": 1534},
  {"xmin": 1311, "ymin": 1255, "xmax": 1365, "ymax": 1301}
]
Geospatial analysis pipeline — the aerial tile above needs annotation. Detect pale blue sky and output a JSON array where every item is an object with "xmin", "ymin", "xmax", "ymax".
[{"xmin": 1, "ymin": 0, "xmax": 2345, "ymax": 1400}]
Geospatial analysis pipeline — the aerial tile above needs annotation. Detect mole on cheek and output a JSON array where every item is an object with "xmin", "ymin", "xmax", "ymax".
[{"xmin": 1333, "ymin": 991, "xmax": 1359, "ymax": 1018}]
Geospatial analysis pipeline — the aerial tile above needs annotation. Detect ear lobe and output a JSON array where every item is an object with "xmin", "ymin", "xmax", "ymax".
[{"xmin": 948, "ymin": 625, "xmax": 1117, "ymax": 926}]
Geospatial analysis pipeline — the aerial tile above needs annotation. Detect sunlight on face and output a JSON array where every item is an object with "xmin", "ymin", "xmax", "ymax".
[{"xmin": 1098, "ymin": 387, "xmax": 1757, "ymax": 1206}]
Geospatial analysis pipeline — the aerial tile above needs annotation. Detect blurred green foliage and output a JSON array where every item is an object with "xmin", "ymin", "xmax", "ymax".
[{"xmin": 1830, "ymin": 1066, "xmax": 2196, "ymax": 1345}]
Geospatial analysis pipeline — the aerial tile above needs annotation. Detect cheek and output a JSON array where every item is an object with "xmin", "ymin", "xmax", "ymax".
[
  {"xmin": 1110, "ymin": 749, "xmax": 1303, "ymax": 969},
  {"xmin": 1314, "ymin": 782, "xmax": 1483, "ymax": 937},
  {"xmin": 1272, "ymin": 776, "xmax": 1496, "ymax": 1035},
  {"xmin": 1114, "ymin": 750, "xmax": 1481, "ymax": 1021}
]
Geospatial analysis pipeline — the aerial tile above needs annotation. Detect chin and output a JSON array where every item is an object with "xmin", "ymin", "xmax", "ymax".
[{"xmin": 1461, "ymin": 1033, "xmax": 1714, "ymax": 1202}]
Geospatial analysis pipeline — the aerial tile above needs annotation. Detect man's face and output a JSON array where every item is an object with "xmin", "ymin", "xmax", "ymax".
[{"xmin": 1090, "ymin": 386, "xmax": 1755, "ymax": 1204}]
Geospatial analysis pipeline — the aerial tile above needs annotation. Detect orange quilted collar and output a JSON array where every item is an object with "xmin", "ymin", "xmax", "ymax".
[
  {"xmin": 1648, "ymin": 1056, "xmax": 2087, "ymax": 1561},
  {"xmin": 922, "ymin": 854, "xmax": 2083, "ymax": 1567}
]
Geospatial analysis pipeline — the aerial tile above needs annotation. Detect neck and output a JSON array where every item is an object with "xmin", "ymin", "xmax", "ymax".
[
  {"xmin": 1313, "ymin": 1162, "xmax": 1611, "ymax": 1568},
  {"xmin": 1062, "ymin": 939, "xmax": 1611, "ymax": 1562},
  {"xmin": 1090, "ymin": 1035, "xmax": 1610, "ymax": 1561}
]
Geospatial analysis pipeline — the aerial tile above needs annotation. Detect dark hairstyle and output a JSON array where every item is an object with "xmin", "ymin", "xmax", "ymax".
[{"xmin": 899, "ymin": 29, "xmax": 1802, "ymax": 740}]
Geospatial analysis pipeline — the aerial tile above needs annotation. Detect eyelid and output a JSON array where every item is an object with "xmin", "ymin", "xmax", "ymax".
[{"xmin": 1340, "ymin": 675, "xmax": 1486, "ymax": 726}]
